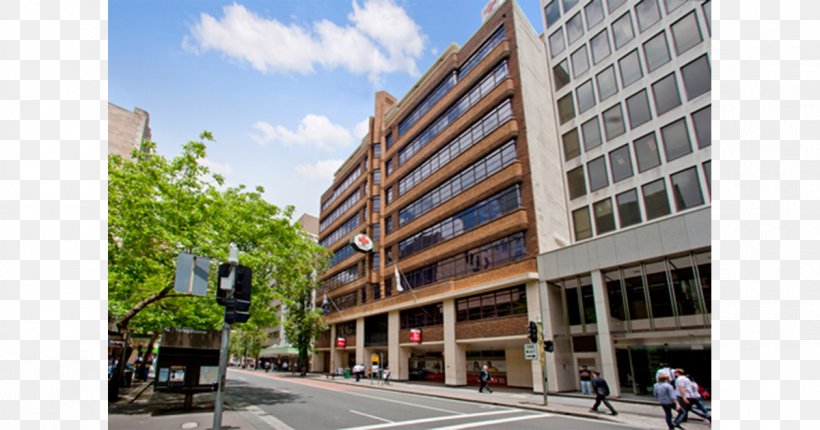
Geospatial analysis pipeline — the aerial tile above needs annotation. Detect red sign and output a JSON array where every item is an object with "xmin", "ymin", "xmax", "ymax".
[
  {"xmin": 410, "ymin": 328, "xmax": 422, "ymax": 343},
  {"xmin": 336, "ymin": 338, "xmax": 346, "ymax": 348},
  {"xmin": 350, "ymin": 233, "xmax": 373, "ymax": 253}
]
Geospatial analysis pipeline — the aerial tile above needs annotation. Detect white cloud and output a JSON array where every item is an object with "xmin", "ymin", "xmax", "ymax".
[
  {"xmin": 185, "ymin": 1, "xmax": 426, "ymax": 81},
  {"xmin": 201, "ymin": 158, "xmax": 233, "ymax": 177},
  {"xmin": 295, "ymin": 159, "xmax": 345, "ymax": 181},
  {"xmin": 250, "ymin": 114, "xmax": 355, "ymax": 151},
  {"xmin": 353, "ymin": 118, "xmax": 370, "ymax": 140}
]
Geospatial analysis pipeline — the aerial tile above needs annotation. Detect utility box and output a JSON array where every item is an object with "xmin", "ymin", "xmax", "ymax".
[{"xmin": 154, "ymin": 327, "xmax": 221, "ymax": 409}]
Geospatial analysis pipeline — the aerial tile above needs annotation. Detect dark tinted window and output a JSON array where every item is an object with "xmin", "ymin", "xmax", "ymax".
[
  {"xmin": 633, "ymin": 132, "xmax": 661, "ymax": 172},
  {"xmin": 651, "ymin": 73, "xmax": 682, "ymax": 116},
  {"xmin": 670, "ymin": 167, "xmax": 704, "ymax": 211},
  {"xmin": 616, "ymin": 189, "xmax": 642, "ymax": 227},
  {"xmin": 681, "ymin": 55, "xmax": 711, "ymax": 100},
  {"xmin": 660, "ymin": 118, "xmax": 692, "ymax": 162},
  {"xmin": 609, "ymin": 144, "xmax": 634, "ymax": 183}
]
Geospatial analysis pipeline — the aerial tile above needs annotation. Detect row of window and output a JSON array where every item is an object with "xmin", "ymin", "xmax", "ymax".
[
  {"xmin": 399, "ymin": 232, "xmax": 526, "ymax": 291},
  {"xmin": 398, "ymin": 99, "xmax": 514, "ymax": 195},
  {"xmin": 320, "ymin": 187, "xmax": 362, "ymax": 231},
  {"xmin": 572, "ymin": 162, "xmax": 709, "ymax": 240},
  {"xmin": 398, "ymin": 185, "xmax": 522, "ymax": 259},
  {"xmin": 398, "ymin": 140, "xmax": 517, "ymax": 228},
  {"xmin": 333, "ymin": 290, "xmax": 359, "ymax": 312},
  {"xmin": 321, "ymin": 265, "xmax": 359, "ymax": 292},
  {"xmin": 329, "ymin": 243, "xmax": 357, "ymax": 268},
  {"xmin": 397, "ymin": 60, "xmax": 510, "ymax": 166},
  {"xmin": 566, "ymin": 108, "xmax": 710, "ymax": 200},
  {"xmin": 400, "ymin": 303, "xmax": 444, "ymax": 329},
  {"xmin": 321, "ymin": 166, "xmax": 362, "ymax": 211},
  {"xmin": 455, "ymin": 284, "xmax": 528, "ymax": 323},
  {"xmin": 320, "ymin": 212, "xmax": 361, "ymax": 248},
  {"xmin": 547, "ymin": 0, "xmax": 696, "ymax": 32}
]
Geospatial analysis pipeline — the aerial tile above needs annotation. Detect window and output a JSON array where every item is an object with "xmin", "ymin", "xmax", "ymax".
[
  {"xmin": 386, "ymin": 186, "xmax": 393, "ymax": 204},
  {"xmin": 661, "ymin": 118, "xmax": 692, "ymax": 161},
  {"xmin": 609, "ymin": 144, "xmax": 633, "ymax": 182},
  {"xmin": 590, "ymin": 29, "xmax": 611, "ymax": 64},
  {"xmin": 579, "ymin": 279, "xmax": 597, "ymax": 324},
  {"xmin": 602, "ymin": 103, "xmax": 626, "ymax": 141},
  {"xmin": 564, "ymin": 279, "xmax": 581, "ymax": 325},
  {"xmin": 681, "ymin": 55, "xmax": 711, "ymax": 100},
  {"xmin": 371, "ymin": 252, "xmax": 380, "ymax": 270},
  {"xmin": 567, "ymin": 13, "xmax": 584, "ymax": 45},
  {"xmin": 703, "ymin": 160, "xmax": 711, "ymax": 195},
  {"xmin": 372, "ymin": 223, "xmax": 380, "ymax": 240},
  {"xmin": 663, "ymin": 0, "xmax": 686, "ymax": 14},
  {"xmin": 633, "ymin": 132, "xmax": 661, "ymax": 172},
  {"xmin": 644, "ymin": 31, "xmax": 671, "ymax": 73},
  {"xmin": 618, "ymin": 49, "xmax": 643, "ymax": 88},
  {"xmin": 563, "ymin": 128, "xmax": 581, "ymax": 161},
  {"xmin": 456, "ymin": 285, "xmax": 527, "ymax": 322},
  {"xmin": 642, "ymin": 178, "xmax": 671, "ymax": 220},
  {"xmin": 668, "ymin": 256, "xmax": 703, "ymax": 316},
  {"xmin": 386, "ymin": 158, "xmax": 393, "ymax": 176},
  {"xmin": 611, "ymin": 12, "xmax": 635, "ymax": 49},
  {"xmin": 573, "ymin": 206, "xmax": 593, "ymax": 240},
  {"xmin": 373, "ymin": 196, "xmax": 381, "ymax": 212},
  {"xmin": 635, "ymin": 0, "xmax": 661, "ymax": 32},
  {"xmin": 564, "ymin": 0, "xmax": 580, "ymax": 11},
  {"xmin": 576, "ymin": 79, "xmax": 596, "ymax": 114},
  {"xmin": 692, "ymin": 105, "xmax": 711, "ymax": 148},
  {"xmin": 671, "ymin": 12, "xmax": 703, "ymax": 55},
  {"xmin": 571, "ymin": 45, "xmax": 590, "ymax": 77},
  {"xmin": 605, "ymin": 270, "xmax": 626, "ymax": 320},
  {"xmin": 385, "ymin": 215, "xmax": 393, "ymax": 234},
  {"xmin": 373, "ymin": 169, "xmax": 381, "ymax": 185},
  {"xmin": 623, "ymin": 265, "xmax": 648, "ymax": 319},
  {"xmin": 616, "ymin": 189, "xmax": 642, "ymax": 227},
  {"xmin": 703, "ymin": 0, "xmax": 711, "ymax": 34},
  {"xmin": 581, "ymin": 116, "xmax": 602, "ymax": 151},
  {"xmin": 385, "ymin": 132, "xmax": 393, "ymax": 150},
  {"xmin": 373, "ymin": 143, "xmax": 381, "ymax": 158},
  {"xmin": 645, "ymin": 261, "xmax": 673, "ymax": 318},
  {"xmin": 584, "ymin": 0, "xmax": 605, "ymax": 30},
  {"xmin": 670, "ymin": 167, "xmax": 704, "ymax": 211},
  {"xmin": 553, "ymin": 60, "xmax": 571, "ymax": 90},
  {"xmin": 558, "ymin": 93, "xmax": 575, "ymax": 124},
  {"xmin": 549, "ymin": 28, "xmax": 566, "ymax": 58},
  {"xmin": 567, "ymin": 166, "xmax": 587, "ymax": 199},
  {"xmin": 651, "ymin": 73, "xmax": 682, "ymax": 116},
  {"xmin": 587, "ymin": 156, "xmax": 609, "ymax": 191},
  {"xmin": 593, "ymin": 198, "xmax": 616, "ymax": 234},
  {"xmin": 596, "ymin": 66, "xmax": 618, "ymax": 102},
  {"xmin": 607, "ymin": 0, "xmax": 627, "ymax": 13},
  {"xmin": 546, "ymin": 1, "xmax": 561, "ymax": 29},
  {"xmin": 626, "ymin": 90, "xmax": 652, "ymax": 129}
]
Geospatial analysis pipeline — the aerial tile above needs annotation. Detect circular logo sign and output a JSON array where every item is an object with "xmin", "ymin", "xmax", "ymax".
[{"xmin": 350, "ymin": 233, "xmax": 373, "ymax": 253}]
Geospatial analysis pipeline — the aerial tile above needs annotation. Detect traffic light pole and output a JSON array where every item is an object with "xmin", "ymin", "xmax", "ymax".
[
  {"xmin": 537, "ymin": 321, "xmax": 548, "ymax": 406},
  {"xmin": 213, "ymin": 245, "xmax": 238, "ymax": 430}
]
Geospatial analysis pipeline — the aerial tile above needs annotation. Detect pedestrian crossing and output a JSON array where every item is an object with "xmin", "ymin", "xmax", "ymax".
[{"xmin": 341, "ymin": 409, "xmax": 552, "ymax": 430}]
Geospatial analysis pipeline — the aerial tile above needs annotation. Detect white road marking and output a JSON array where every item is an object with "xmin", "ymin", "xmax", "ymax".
[
  {"xmin": 428, "ymin": 413, "xmax": 549, "ymax": 430},
  {"xmin": 349, "ymin": 409, "xmax": 394, "ymax": 423},
  {"xmin": 246, "ymin": 404, "xmax": 294, "ymax": 430},
  {"xmin": 336, "ymin": 391, "xmax": 465, "ymax": 415},
  {"xmin": 341, "ymin": 409, "xmax": 521, "ymax": 430}
]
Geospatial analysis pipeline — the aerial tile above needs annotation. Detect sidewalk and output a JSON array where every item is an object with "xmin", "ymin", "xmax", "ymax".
[{"xmin": 241, "ymin": 369, "xmax": 710, "ymax": 430}]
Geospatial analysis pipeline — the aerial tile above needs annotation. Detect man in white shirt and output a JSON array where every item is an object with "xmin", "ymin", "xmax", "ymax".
[{"xmin": 674, "ymin": 369, "xmax": 711, "ymax": 425}]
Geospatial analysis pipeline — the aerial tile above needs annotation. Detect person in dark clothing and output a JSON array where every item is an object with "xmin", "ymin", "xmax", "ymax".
[
  {"xmin": 478, "ymin": 365, "xmax": 493, "ymax": 393},
  {"xmin": 589, "ymin": 371, "xmax": 618, "ymax": 415}
]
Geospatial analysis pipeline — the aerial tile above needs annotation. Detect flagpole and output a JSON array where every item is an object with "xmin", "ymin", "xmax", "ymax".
[{"xmin": 395, "ymin": 265, "xmax": 418, "ymax": 302}]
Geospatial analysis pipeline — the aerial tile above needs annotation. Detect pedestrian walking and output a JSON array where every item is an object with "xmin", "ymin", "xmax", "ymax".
[
  {"xmin": 688, "ymin": 376, "xmax": 710, "ymax": 417},
  {"xmin": 578, "ymin": 365, "xmax": 592, "ymax": 395},
  {"xmin": 589, "ymin": 371, "xmax": 618, "ymax": 416},
  {"xmin": 478, "ymin": 365, "xmax": 493, "ymax": 393},
  {"xmin": 353, "ymin": 363, "xmax": 363, "ymax": 382},
  {"xmin": 656, "ymin": 362, "xmax": 675, "ymax": 385},
  {"xmin": 383, "ymin": 367, "xmax": 391, "ymax": 385},
  {"xmin": 674, "ymin": 369, "xmax": 711, "ymax": 424},
  {"xmin": 654, "ymin": 373, "xmax": 683, "ymax": 429}
]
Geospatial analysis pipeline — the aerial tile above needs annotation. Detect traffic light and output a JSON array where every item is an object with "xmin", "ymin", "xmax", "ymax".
[
  {"xmin": 226, "ymin": 265, "xmax": 252, "ymax": 324},
  {"xmin": 528, "ymin": 321, "xmax": 538, "ymax": 343},
  {"xmin": 544, "ymin": 339, "xmax": 555, "ymax": 353},
  {"xmin": 216, "ymin": 263, "xmax": 231, "ymax": 305}
]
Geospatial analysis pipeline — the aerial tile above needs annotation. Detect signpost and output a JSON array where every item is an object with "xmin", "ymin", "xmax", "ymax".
[
  {"xmin": 174, "ymin": 253, "xmax": 210, "ymax": 296},
  {"xmin": 524, "ymin": 343, "xmax": 538, "ymax": 360}
]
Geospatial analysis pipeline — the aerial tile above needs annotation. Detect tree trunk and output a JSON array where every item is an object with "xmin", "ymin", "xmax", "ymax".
[
  {"xmin": 136, "ymin": 332, "xmax": 158, "ymax": 382},
  {"xmin": 117, "ymin": 285, "xmax": 174, "ymax": 331}
]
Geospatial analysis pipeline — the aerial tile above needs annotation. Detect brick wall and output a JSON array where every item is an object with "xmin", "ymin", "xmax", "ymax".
[{"xmin": 456, "ymin": 314, "xmax": 528, "ymax": 339}]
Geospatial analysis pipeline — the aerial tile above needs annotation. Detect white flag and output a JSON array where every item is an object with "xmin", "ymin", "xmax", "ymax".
[{"xmin": 395, "ymin": 265, "xmax": 404, "ymax": 292}]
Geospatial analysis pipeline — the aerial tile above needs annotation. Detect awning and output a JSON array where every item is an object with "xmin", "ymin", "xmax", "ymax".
[{"xmin": 258, "ymin": 345, "xmax": 299, "ymax": 357}]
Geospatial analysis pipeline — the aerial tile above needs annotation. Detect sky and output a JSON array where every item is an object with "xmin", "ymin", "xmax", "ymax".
[{"xmin": 110, "ymin": 0, "xmax": 546, "ymax": 219}]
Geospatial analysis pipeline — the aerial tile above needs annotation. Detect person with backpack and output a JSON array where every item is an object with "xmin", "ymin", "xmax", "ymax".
[
  {"xmin": 589, "ymin": 371, "xmax": 618, "ymax": 415},
  {"xmin": 654, "ymin": 373, "xmax": 684, "ymax": 430}
]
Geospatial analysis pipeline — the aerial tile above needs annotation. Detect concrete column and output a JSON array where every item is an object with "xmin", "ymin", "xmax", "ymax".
[
  {"xmin": 591, "ymin": 269, "xmax": 620, "ymax": 397},
  {"xmin": 356, "ymin": 317, "xmax": 365, "ymax": 365},
  {"xmin": 443, "ymin": 298, "xmax": 466, "ymax": 386},
  {"xmin": 310, "ymin": 351, "xmax": 323, "ymax": 373},
  {"xmin": 526, "ymin": 281, "xmax": 543, "ymax": 393},
  {"xmin": 538, "ymin": 280, "xmax": 561, "ymax": 392},
  {"xmin": 388, "ymin": 310, "xmax": 403, "ymax": 378},
  {"xmin": 329, "ymin": 324, "xmax": 338, "ymax": 373}
]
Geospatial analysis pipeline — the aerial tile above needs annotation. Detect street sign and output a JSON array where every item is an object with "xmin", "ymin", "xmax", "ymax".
[
  {"xmin": 524, "ymin": 343, "xmax": 538, "ymax": 360},
  {"xmin": 174, "ymin": 253, "xmax": 210, "ymax": 296}
]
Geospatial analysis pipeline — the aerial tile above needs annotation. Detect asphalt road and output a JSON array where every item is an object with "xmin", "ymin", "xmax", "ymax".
[{"xmin": 224, "ymin": 369, "xmax": 641, "ymax": 430}]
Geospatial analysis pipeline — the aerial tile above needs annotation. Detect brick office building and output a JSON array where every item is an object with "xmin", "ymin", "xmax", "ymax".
[{"xmin": 313, "ymin": 0, "xmax": 570, "ymax": 391}]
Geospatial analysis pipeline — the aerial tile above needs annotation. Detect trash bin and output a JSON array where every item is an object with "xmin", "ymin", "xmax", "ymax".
[
  {"xmin": 123, "ymin": 369, "xmax": 134, "ymax": 387},
  {"xmin": 344, "ymin": 368, "xmax": 351, "ymax": 379}
]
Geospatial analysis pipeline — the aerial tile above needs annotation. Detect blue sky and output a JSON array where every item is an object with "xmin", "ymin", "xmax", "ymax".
[{"xmin": 110, "ymin": 0, "xmax": 545, "ymax": 218}]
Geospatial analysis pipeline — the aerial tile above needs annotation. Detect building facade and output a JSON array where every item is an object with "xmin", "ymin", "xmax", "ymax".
[
  {"xmin": 537, "ymin": 0, "xmax": 711, "ymax": 396},
  {"xmin": 108, "ymin": 102, "xmax": 151, "ymax": 158}
]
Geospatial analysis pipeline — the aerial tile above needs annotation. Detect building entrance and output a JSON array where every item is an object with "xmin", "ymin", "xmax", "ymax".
[
  {"xmin": 616, "ymin": 345, "xmax": 711, "ymax": 396},
  {"xmin": 408, "ymin": 351, "xmax": 444, "ymax": 382}
]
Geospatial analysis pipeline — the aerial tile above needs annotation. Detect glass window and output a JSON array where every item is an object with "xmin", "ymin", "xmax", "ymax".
[
  {"xmin": 593, "ymin": 198, "xmax": 616, "ymax": 235},
  {"xmin": 564, "ymin": 0, "xmax": 580, "ymax": 12},
  {"xmin": 618, "ymin": 49, "xmax": 643, "ymax": 88},
  {"xmin": 558, "ymin": 93, "xmax": 575, "ymax": 124},
  {"xmin": 373, "ymin": 169, "xmax": 381, "ymax": 185},
  {"xmin": 703, "ymin": 160, "xmax": 711, "ymax": 196},
  {"xmin": 546, "ymin": 1, "xmax": 561, "ymax": 29},
  {"xmin": 681, "ymin": 55, "xmax": 711, "ymax": 100},
  {"xmin": 567, "ymin": 166, "xmax": 587, "ymax": 199},
  {"xmin": 670, "ymin": 167, "xmax": 704, "ymax": 211},
  {"xmin": 580, "ymin": 279, "xmax": 597, "ymax": 324},
  {"xmin": 695, "ymin": 251, "xmax": 711, "ymax": 313},
  {"xmin": 644, "ymin": 31, "xmax": 670, "ymax": 73},
  {"xmin": 633, "ymin": 132, "xmax": 661, "ymax": 172},
  {"xmin": 668, "ymin": 255, "xmax": 704, "ymax": 316},
  {"xmin": 605, "ymin": 270, "xmax": 626, "ymax": 320},
  {"xmin": 572, "ymin": 206, "xmax": 593, "ymax": 240},
  {"xmin": 671, "ymin": 12, "xmax": 703, "ymax": 55},
  {"xmin": 590, "ymin": 29, "xmax": 611, "ymax": 64},
  {"xmin": 664, "ymin": 0, "xmax": 686, "ymax": 14},
  {"xmin": 576, "ymin": 79, "xmax": 596, "ymax": 114},
  {"xmin": 609, "ymin": 144, "xmax": 633, "ymax": 182},
  {"xmin": 611, "ymin": 12, "xmax": 635, "ymax": 49},
  {"xmin": 596, "ymin": 66, "xmax": 618, "ymax": 102},
  {"xmin": 691, "ymin": 105, "xmax": 711, "ymax": 148},
  {"xmin": 549, "ymin": 28, "xmax": 566, "ymax": 58},
  {"xmin": 703, "ymin": 0, "xmax": 711, "ymax": 34},
  {"xmin": 587, "ymin": 156, "xmax": 609, "ymax": 191},
  {"xmin": 553, "ymin": 60, "xmax": 571, "ymax": 90},
  {"xmin": 385, "ymin": 215, "xmax": 393, "ymax": 234},
  {"xmin": 565, "ymin": 285, "xmax": 581, "ymax": 326},
  {"xmin": 581, "ymin": 117, "xmax": 602, "ymax": 153},
  {"xmin": 623, "ymin": 265, "xmax": 648, "ymax": 319},
  {"xmin": 635, "ymin": 0, "xmax": 661, "ymax": 32},
  {"xmin": 660, "ymin": 118, "xmax": 692, "ymax": 161},
  {"xmin": 373, "ymin": 143, "xmax": 381, "ymax": 158},
  {"xmin": 626, "ymin": 90, "xmax": 652, "ymax": 129},
  {"xmin": 602, "ymin": 103, "xmax": 626, "ymax": 141},
  {"xmin": 645, "ymin": 261, "xmax": 673, "ymax": 318},
  {"xmin": 571, "ymin": 45, "xmax": 590, "ymax": 77},
  {"xmin": 563, "ymin": 128, "xmax": 581, "ymax": 161},
  {"xmin": 616, "ymin": 189, "xmax": 642, "ymax": 228},
  {"xmin": 642, "ymin": 178, "xmax": 671, "ymax": 220},
  {"xmin": 373, "ymin": 196, "xmax": 381, "ymax": 212},
  {"xmin": 584, "ymin": 0, "xmax": 605, "ymax": 30},
  {"xmin": 607, "ymin": 0, "xmax": 627, "ymax": 13},
  {"xmin": 567, "ymin": 13, "xmax": 585, "ymax": 45},
  {"xmin": 651, "ymin": 73, "xmax": 682, "ymax": 116}
]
